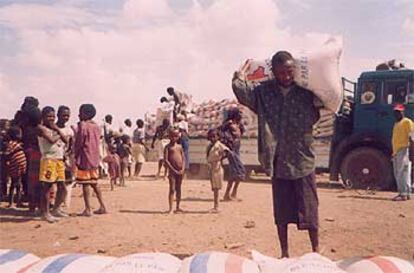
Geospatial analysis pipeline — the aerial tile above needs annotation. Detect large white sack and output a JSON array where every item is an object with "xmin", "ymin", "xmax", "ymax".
[
  {"xmin": 24, "ymin": 253, "xmax": 115, "ymax": 273},
  {"xmin": 180, "ymin": 252, "xmax": 260, "ymax": 273},
  {"xmin": 337, "ymin": 256, "xmax": 414, "ymax": 273},
  {"xmin": 241, "ymin": 37, "xmax": 343, "ymax": 113},
  {"xmin": 251, "ymin": 250, "xmax": 345, "ymax": 273},
  {"xmin": 99, "ymin": 252, "xmax": 181, "ymax": 273},
  {"xmin": 0, "ymin": 249, "xmax": 40, "ymax": 273}
]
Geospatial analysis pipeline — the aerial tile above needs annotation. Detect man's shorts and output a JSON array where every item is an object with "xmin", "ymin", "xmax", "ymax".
[
  {"xmin": 76, "ymin": 169, "xmax": 99, "ymax": 184},
  {"xmin": 272, "ymin": 172, "xmax": 319, "ymax": 230},
  {"xmin": 132, "ymin": 143, "xmax": 146, "ymax": 163},
  {"xmin": 39, "ymin": 158, "xmax": 65, "ymax": 183}
]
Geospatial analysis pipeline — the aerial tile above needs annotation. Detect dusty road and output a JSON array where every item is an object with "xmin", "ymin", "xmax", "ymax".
[{"xmin": 1, "ymin": 163, "xmax": 413, "ymax": 260}]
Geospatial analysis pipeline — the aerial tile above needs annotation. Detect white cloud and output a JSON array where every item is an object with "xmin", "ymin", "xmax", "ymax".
[
  {"xmin": 402, "ymin": 17, "xmax": 414, "ymax": 35},
  {"xmin": 123, "ymin": 0, "xmax": 173, "ymax": 21},
  {"xmin": 0, "ymin": 0, "xmax": 382, "ymax": 123}
]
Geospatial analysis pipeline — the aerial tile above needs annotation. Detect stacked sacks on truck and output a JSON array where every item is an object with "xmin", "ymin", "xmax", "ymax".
[
  {"xmin": 99, "ymin": 252, "xmax": 182, "ymax": 273},
  {"xmin": 337, "ymin": 256, "xmax": 414, "ymax": 273},
  {"xmin": 22, "ymin": 253, "xmax": 115, "ymax": 273},
  {"xmin": 252, "ymin": 251, "xmax": 346, "ymax": 273},
  {"xmin": 148, "ymin": 95, "xmax": 258, "ymax": 138},
  {"xmin": 313, "ymin": 109, "xmax": 336, "ymax": 138},
  {"xmin": 180, "ymin": 252, "xmax": 260, "ymax": 273},
  {"xmin": 0, "ymin": 249, "xmax": 40, "ymax": 273}
]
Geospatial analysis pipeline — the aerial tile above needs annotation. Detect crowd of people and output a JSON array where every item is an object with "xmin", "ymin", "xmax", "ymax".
[{"xmin": 0, "ymin": 84, "xmax": 249, "ymax": 225}]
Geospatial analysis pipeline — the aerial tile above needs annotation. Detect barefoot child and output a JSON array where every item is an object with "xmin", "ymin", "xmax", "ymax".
[
  {"xmin": 220, "ymin": 108, "xmax": 246, "ymax": 201},
  {"xmin": 132, "ymin": 119, "xmax": 147, "ymax": 178},
  {"xmin": 206, "ymin": 129, "xmax": 229, "ymax": 213},
  {"xmin": 103, "ymin": 146, "xmax": 120, "ymax": 191},
  {"xmin": 117, "ymin": 135, "xmax": 132, "ymax": 187},
  {"xmin": 5, "ymin": 126, "xmax": 27, "ymax": 208},
  {"xmin": 38, "ymin": 107, "xmax": 69, "ymax": 223},
  {"xmin": 74, "ymin": 104, "xmax": 107, "ymax": 216},
  {"xmin": 56, "ymin": 106, "xmax": 75, "ymax": 210},
  {"xmin": 164, "ymin": 128, "xmax": 185, "ymax": 213}
]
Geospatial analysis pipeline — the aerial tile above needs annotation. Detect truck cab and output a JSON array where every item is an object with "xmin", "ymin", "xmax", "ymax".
[{"xmin": 329, "ymin": 69, "xmax": 414, "ymax": 189}]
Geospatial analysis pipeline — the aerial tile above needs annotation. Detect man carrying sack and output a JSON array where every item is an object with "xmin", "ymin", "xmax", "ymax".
[{"xmin": 232, "ymin": 51, "xmax": 323, "ymax": 258}]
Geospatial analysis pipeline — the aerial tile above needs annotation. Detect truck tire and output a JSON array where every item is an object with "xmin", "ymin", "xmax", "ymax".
[{"xmin": 340, "ymin": 147, "xmax": 394, "ymax": 190}]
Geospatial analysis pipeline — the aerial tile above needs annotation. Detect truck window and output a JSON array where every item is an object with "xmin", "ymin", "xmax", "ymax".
[
  {"xmin": 383, "ymin": 80, "xmax": 408, "ymax": 104},
  {"xmin": 360, "ymin": 81, "xmax": 378, "ymax": 104}
]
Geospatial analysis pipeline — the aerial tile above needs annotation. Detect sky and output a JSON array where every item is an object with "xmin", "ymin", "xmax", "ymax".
[{"xmin": 0, "ymin": 0, "xmax": 413, "ymax": 124}]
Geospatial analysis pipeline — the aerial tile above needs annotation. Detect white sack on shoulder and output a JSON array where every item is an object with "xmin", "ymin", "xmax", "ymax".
[{"xmin": 241, "ymin": 36, "xmax": 344, "ymax": 113}]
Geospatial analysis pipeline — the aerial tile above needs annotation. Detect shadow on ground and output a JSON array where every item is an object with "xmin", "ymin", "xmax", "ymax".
[{"xmin": 119, "ymin": 209, "xmax": 211, "ymax": 215}]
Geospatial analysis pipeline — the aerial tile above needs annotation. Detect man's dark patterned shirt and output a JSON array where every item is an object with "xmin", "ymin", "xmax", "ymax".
[{"xmin": 233, "ymin": 78, "xmax": 320, "ymax": 179}]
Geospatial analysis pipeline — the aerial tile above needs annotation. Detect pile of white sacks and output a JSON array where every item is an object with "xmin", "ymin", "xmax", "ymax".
[
  {"xmin": 145, "ymin": 98, "xmax": 258, "ymax": 138},
  {"xmin": 188, "ymin": 99, "xmax": 258, "ymax": 138},
  {"xmin": 2, "ymin": 249, "xmax": 413, "ymax": 273}
]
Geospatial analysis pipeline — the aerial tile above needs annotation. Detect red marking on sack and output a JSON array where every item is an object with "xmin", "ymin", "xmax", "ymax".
[
  {"xmin": 16, "ymin": 260, "xmax": 40, "ymax": 273},
  {"xmin": 247, "ymin": 66, "xmax": 268, "ymax": 81},
  {"xmin": 369, "ymin": 257, "xmax": 402, "ymax": 273},
  {"xmin": 225, "ymin": 254, "xmax": 244, "ymax": 273}
]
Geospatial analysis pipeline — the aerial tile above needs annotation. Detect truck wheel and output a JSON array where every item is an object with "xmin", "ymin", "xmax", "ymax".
[{"xmin": 340, "ymin": 147, "xmax": 394, "ymax": 190}]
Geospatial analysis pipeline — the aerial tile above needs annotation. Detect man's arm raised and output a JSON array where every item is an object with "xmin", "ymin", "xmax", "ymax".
[{"xmin": 231, "ymin": 59, "xmax": 258, "ymax": 113}]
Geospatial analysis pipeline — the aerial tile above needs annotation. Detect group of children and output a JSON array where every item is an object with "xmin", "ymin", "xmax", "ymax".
[
  {"xmin": 102, "ymin": 117, "xmax": 148, "ymax": 190},
  {"xmin": 1, "ymin": 98, "xmax": 107, "ymax": 222},
  {"xmin": 163, "ymin": 125, "xmax": 243, "ymax": 214}
]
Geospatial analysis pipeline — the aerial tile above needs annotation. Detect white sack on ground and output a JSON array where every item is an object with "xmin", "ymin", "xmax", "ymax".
[
  {"xmin": 25, "ymin": 253, "xmax": 115, "ymax": 273},
  {"xmin": 251, "ymin": 250, "xmax": 345, "ymax": 273},
  {"xmin": 100, "ymin": 253, "xmax": 181, "ymax": 273},
  {"xmin": 180, "ymin": 251, "xmax": 260, "ymax": 273},
  {"xmin": 337, "ymin": 256, "xmax": 414, "ymax": 273},
  {"xmin": 0, "ymin": 249, "xmax": 40, "ymax": 273}
]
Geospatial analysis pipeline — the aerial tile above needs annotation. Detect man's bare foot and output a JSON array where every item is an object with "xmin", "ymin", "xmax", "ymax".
[
  {"xmin": 94, "ymin": 208, "xmax": 107, "ymax": 215},
  {"xmin": 223, "ymin": 196, "xmax": 232, "ymax": 201},
  {"xmin": 42, "ymin": 214, "xmax": 59, "ymax": 223},
  {"xmin": 79, "ymin": 210, "xmax": 92, "ymax": 217},
  {"xmin": 7, "ymin": 203, "xmax": 14, "ymax": 208},
  {"xmin": 174, "ymin": 208, "xmax": 184, "ymax": 214},
  {"xmin": 209, "ymin": 208, "xmax": 219, "ymax": 213},
  {"xmin": 52, "ymin": 209, "xmax": 69, "ymax": 218},
  {"xmin": 167, "ymin": 209, "xmax": 173, "ymax": 214},
  {"xmin": 231, "ymin": 194, "xmax": 242, "ymax": 201},
  {"xmin": 280, "ymin": 251, "xmax": 289, "ymax": 258}
]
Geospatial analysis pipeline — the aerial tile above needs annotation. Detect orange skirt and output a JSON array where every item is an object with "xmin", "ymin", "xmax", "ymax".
[{"xmin": 76, "ymin": 169, "xmax": 99, "ymax": 184}]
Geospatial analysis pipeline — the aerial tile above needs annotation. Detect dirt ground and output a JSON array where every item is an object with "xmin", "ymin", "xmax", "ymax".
[{"xmin": 1, "ymin": 163, "xmax": 413, "ymax": 261}]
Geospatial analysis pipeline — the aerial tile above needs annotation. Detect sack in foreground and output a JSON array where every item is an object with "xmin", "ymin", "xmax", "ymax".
[
  {"xmin": 99, "ymin": 252, "xmax": 182, "ymax": 273},
  {"xmin": 180, "ymin": 251, "xmax": 260, "ymax": 273},
  {"xmin": 337, "ymin": 256, "xmax": 414, "ymax": 273},
  {"xmin": 251, "ymin": 250, "xmax": 346, "ymax": 273}
]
